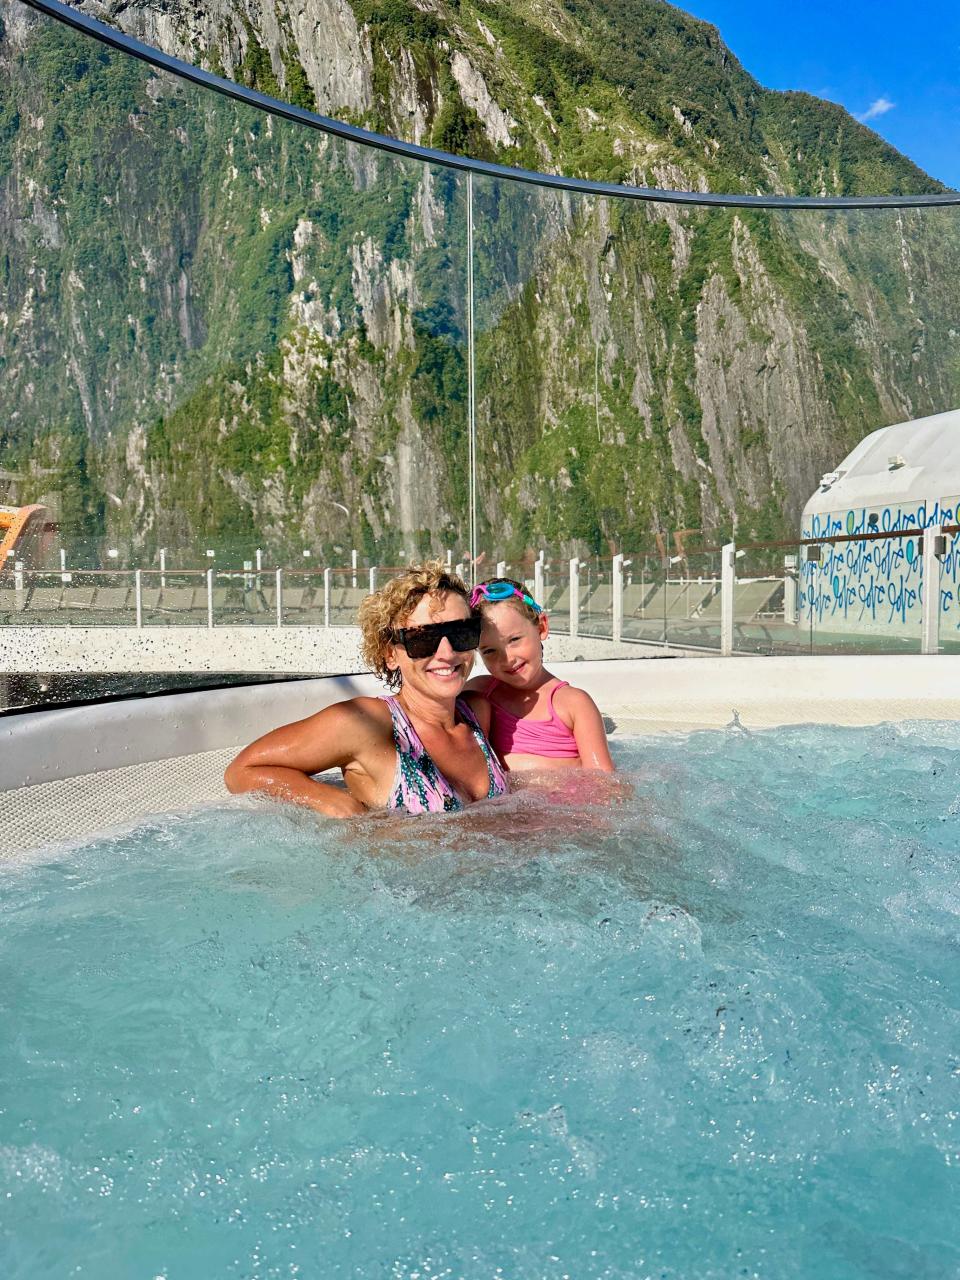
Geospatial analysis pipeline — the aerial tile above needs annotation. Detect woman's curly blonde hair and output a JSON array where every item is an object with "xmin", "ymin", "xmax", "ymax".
[{"xmin": 358, "ymin": 560, "xmax": 473, "ymax": 689}]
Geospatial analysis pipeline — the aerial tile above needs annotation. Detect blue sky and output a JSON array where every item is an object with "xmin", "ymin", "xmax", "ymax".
[{"xmin": 678, "ymin": 1, "xmax": 960, "ymax": 189}]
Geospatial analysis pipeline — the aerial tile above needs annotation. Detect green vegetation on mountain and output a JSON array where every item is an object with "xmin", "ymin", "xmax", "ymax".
[{"xmin": 1, "ymin": 0, "xmax": 958, "ymax": 564}]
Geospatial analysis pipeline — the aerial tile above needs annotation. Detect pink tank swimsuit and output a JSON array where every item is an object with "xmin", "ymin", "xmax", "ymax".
[{"xmin": 487, "ymin": 679, "xmax": 580, "ymax": 760}]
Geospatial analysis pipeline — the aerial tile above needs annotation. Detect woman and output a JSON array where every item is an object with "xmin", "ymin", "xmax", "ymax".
[{"xmin": 224, "ymin": 561, "xmax": 507, "ymax": 816}]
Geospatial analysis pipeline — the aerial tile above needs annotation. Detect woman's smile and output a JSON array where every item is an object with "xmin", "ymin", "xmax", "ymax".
[{"xmin": 424, "ymin": 659, "xmax": 467, "ymax": 681}]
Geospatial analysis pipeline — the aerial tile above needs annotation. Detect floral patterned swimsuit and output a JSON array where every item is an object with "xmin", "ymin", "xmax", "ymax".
[{"xmin": 382, "ymin": 695, "xmax": 508, "ymax": 814}]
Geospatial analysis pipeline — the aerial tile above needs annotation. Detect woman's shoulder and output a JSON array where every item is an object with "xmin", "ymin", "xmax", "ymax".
[{"xmin": 306, "ymin": 694, "xmax": 392, "ymax": 738}]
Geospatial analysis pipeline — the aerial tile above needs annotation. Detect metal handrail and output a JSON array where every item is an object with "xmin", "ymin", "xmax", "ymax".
[
  {"xmin": 21, "ymin": 0, "xmax": 960, "ymax": 210},
  {"xmin": 677, "ymin": 525, "xmax": 960, "ymax": 556},
  {"xmin": 4, "ymin": 520, "xmax": 957, "ymax": 582}
]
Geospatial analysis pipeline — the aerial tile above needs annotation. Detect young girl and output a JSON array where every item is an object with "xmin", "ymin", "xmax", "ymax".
[{"xmin": 465, "ymin": 577, "xmax": 615, "ymax": 773}]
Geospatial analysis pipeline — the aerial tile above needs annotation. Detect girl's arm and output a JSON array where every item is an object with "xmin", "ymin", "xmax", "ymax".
[
  {"xmin": 224, "ymin": 698, "xmax": 384, "ymax": 817},
  {"xmin": 559, "ymin": 687, "xmax": 616, "ymax": 772}
]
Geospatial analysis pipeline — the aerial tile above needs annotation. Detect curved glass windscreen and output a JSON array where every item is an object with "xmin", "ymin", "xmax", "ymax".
[
  {"xmin": 3, "ymin": 0, "xmax": 960, "ymax": 711},
  {"xmin": 1, "ymin": 3, "xmax": 468, "ymax": 705},
  {"xmin": 473, "ymin": 183, "xmax": 960, "ymax": 656}
]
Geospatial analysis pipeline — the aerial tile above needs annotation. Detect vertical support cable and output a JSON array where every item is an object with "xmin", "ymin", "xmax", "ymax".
[
  {"xmin": 324, "ymin": 567, "xmax": 332, "ymax": 628},
  {"xmin": 134, "ymin": 569, "xmax": 143, "ymax": 629},
  {"xmin": 206, "ymin": 567, "xmax": 214, "ymax": 629},
  {"xmin": 466, "ymin": 170, "xmax": 478, "ymax": 584},
  {"xmin": 594, "ymin": 340, "xmax": 601, "ymax": 442},
  {"xmin": 276, "ymin": 568, "xmax": 283, "ymax": 628}
]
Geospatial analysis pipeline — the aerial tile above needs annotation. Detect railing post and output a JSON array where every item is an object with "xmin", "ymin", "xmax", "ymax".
[
  {"xmin": 13, "ymin": 559, "xmax": 24, "ymax": 610},
  {"xmin": 612, "ymin": 553, "xmax": 624, "ymax": 643},
  {"xmin": 369, "ymin": 565, "xmax": 378, "ymax": 595},
  {"xmin": 60, "ymin": 547, "xmax": 67, "ymax": 583},
  {"xmin": 206, "ymin": 568, "xmax": 214, "ymax": 629},
  {"xmin": 446, "ymin": 548, "xmax": 453, "ymax": 568},
  {"xmin": 921, "ymin": 524, "xmax": 944, "ymax": 655},
  {"xmin": 135, "ymin": 569, "xmax": 143, "ymax": 629},
  {"xmin": 159, "ymin": 547, "xmax": 167, "ymax": 589},
  {"xmin": 569, "ymin": 557, "xmax": 580, "ymax": 639},
  {"xmin": 324, "ymin": 567, "xmax": 332, "ymax": 627},
  {"xmin": 534, "ymin": 550, "xmax": 545, "ymax": 606},
  {"xmin": 721, "ymin": 542, "xmax": 735, "ymax": 656},
  {"xmin": 455, "ymin": 562, "xmax": 465, "ymax": 581},
  {"xmin": 496, "ymin": 560, "xmax": 506, "ymax": 578},
  {"xmin": 351, "ymin": 549, "xmax": 358, "ymax": 588},
  {"xmin": 783, "ymin": 554, "xmax": 798, "ymax": 625},
  {"xmin": 275, "ymin": 568, "xmax": 283, "ymax": 628}
]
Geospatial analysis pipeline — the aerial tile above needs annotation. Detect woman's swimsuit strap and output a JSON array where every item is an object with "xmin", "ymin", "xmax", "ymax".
[{"xmin": 383, "ymin": 694, "xmax": 507, "ymax": 814}]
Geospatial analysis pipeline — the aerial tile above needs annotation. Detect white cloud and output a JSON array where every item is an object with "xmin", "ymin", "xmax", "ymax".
[{"xmin": 857, "ymin": 97, "xmax": 896, "ymax": 123}]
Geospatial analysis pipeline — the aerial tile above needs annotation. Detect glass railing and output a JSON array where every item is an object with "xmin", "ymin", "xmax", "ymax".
[
  {"xmin": 662, "ymin": 556, "xmax": 724, "ymax": 652},
  {"xmin": 800, "ymin": 529, "xmax": 924, "ymax": 656},
  {"xmin": 618, "ymin": 556, "xmax": 666, "ymax": 646},
  {"xmin": 5, "ymin": 0, "xmax": 960, "ymax": 710},
  {"xmin": 0, "ymin": 561, "xmax": 423, "ymax": 629}
]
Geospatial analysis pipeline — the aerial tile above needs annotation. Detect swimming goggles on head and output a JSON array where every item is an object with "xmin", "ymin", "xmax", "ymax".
[
  {"xmin": 468, "ymin": 581, "xmax": 543, "ymax": 613},
  {"xmin": 390, "ymin": 616, "xmax": 481, "ymax": 659}
]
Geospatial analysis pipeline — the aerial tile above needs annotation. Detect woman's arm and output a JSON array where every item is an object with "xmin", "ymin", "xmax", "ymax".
[
  {"xmin": 558, "ymin": 688, "xmax": 616, "ymax": 772},
  {"xmin": 224, "ymin": 698, "xmax": 386, "ymax": 817}
]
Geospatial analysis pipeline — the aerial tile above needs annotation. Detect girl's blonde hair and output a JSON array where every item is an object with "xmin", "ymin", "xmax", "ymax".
[{"xmin": 357, "ymin": 560, "xmax": 472, "ymax": 689}]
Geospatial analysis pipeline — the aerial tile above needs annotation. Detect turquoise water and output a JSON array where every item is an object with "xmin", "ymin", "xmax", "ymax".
[{"xmin": 3, "ymin": 723, "xmax": 960, "ymax": 1279}]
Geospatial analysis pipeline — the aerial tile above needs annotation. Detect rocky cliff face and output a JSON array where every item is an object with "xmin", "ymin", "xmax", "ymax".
[{"xmin": 2, "ymin": 0, "xmax": 958, "ymax": 563}]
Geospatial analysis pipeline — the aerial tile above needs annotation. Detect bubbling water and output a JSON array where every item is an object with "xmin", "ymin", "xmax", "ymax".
[{"xmin": 2, "ymin": 723, "xmax": 960, "ymax": 1279}]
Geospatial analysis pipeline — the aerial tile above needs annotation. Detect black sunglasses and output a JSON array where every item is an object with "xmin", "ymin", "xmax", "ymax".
[{"xmin": 390, "ymin": 616, "xmax": 481, "ymax": 659}]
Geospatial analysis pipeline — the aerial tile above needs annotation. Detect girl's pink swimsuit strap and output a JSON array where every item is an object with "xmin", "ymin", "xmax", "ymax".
[{"xmin": 487, "ymin": 680, "xmax": 581, "ymax": 759}]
